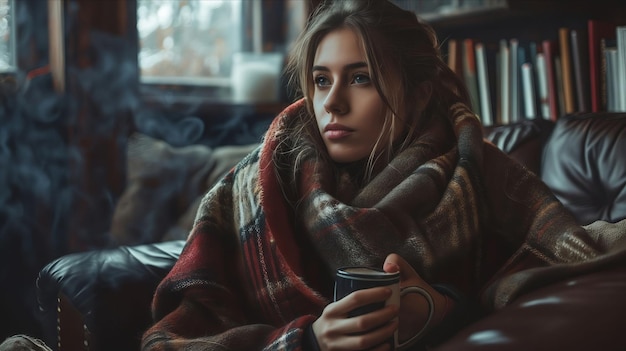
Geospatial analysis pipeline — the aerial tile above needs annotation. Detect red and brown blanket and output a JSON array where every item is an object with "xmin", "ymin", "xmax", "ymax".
[{"xmin": 142, "ymin": 99, "xmax": 626, "ymax": 350}]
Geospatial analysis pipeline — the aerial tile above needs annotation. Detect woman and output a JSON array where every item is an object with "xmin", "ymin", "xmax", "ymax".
[{"xmin": 142, "ymin": 1, "xmax": 625, "ymax": 350}]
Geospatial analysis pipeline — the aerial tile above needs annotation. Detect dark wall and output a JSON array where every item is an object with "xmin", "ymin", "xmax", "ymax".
[
  {"xmin": 0, "ymin": 0, "xmax": 283, "ymax": 341},
  {"xmin": 1, "ymin": 0, "xmax": 70, "ymax": 339}
]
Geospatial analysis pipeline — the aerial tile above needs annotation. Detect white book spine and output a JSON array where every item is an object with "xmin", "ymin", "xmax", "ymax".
[
  {"xmin": 475, "ymin": 43, "xmax": 493, "ymax": 126},
  {"xmin": 535, "ymin": 53, "xmax": 550, "ymax": 119},
  {"xmin": 521, "ymin": 62, "xmax": 536, "ymax": 119}
]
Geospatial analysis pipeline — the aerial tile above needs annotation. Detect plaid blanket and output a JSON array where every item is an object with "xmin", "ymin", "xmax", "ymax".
[{"xmin": 142, "ymin": 99, "xmax": 626, "ymax": 350}]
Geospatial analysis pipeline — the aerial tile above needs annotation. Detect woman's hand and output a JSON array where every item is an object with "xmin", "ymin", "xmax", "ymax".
[
  {"xmin": 383, "ymin": 253, "xmax": 453, "ymax": 344},
  {"xmin": 312, "ymin": 286, "xmax": 399, "ymax": 351}
]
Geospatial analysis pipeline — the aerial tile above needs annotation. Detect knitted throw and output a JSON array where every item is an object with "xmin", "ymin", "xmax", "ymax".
[{"xmin": 142, "ymin": 99, "xmax": 626, "ymax": 351}]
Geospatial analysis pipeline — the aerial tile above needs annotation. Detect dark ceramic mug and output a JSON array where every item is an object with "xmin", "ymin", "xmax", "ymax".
[{"xmin": 334, "ymin": 266, "xmax": 434, "ymax": 350}]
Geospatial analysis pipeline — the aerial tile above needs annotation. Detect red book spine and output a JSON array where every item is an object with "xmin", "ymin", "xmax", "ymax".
[
  {"xmin": 542, "ymin": 40, "xmax": 559, "ymax": 120},
  {"xmin": 588, "ymin": 19, "xmax": 617, "ymax": 112},
  {"xmin": 559, "ymin": 28, "xmax": 576, "ymax": 114}
]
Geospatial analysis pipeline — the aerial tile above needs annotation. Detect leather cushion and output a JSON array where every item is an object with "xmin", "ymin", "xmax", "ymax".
[
  {"xmin": 483, "ymin": 118, "xmax": 554, "ymax": 175},
  {"xmin": 541, "ymin": 113, "xmax": 626, "ymax": 225}
]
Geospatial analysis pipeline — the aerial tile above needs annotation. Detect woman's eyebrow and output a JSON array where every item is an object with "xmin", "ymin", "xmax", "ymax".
[
  {"xmin": 311, "ymin": 65, "xmax": 329, "ymax": 72},
  {"xmin": 312, "ymin": 61, "xmax": 368, "ymax": 72},
  {"xmin": 345, "ymin": 62, "xmax": 368, "ymax": 70}
]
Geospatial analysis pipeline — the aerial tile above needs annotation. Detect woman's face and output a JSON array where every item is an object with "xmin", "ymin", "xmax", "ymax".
[{"xmin": 312, "ymin": 28, "xmax": 403, "ymax": 164}]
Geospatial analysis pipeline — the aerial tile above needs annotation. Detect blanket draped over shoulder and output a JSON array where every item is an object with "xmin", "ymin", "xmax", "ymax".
[{"xmin": 142, "ymin": 99, "xmax": 626, "ymax": 351}]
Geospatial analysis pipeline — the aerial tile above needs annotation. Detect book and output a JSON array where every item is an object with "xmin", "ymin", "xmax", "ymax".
[
  {"xmin": 528, "ymin": 41, "xmax": 542, "ymax": 116},
  {"xmin": 462, "ymin": 38, "xmax": 481, "ymax": 115},
  {"xmin": 588, "ymin": 19, "xmax": 617, "ymax": 112},
  {"xmin": 558, "ymin": 27, "xmax": 576, "ymax": 114},
  {"xmin": 447, "ymin": 39, "xmax": 463, "ymax": 80},
  {"xmin": 570, "ymin": 29, "xmax": 590, "ymax": 112},
  {"xmin": 617, "ymin": 26, "xmax": 626, "ymax": 112},
  {"xmin": 521, "ymin": 62, "xmax": 537, "ymax": 119},
  {"xmin": 535, "ymin": 53, "xmax": 551, "ymax": 119},
  {"xmin": 601, "ymin": 38, "xmax": 615, "ymax": 111},
  {"xmin": 475, "ymin": 42, "xmax": 493, "ymax": 126},
  {"xmin": 554, "ymin": 57, "xmax": 566, "ymax": 117},
  {"xmin": 542, "ymin": 40, "xmax": 559, "ymax": 120},
  {"xmin": 605, "ymin": 44, "xmax": 618, "ymax": 111},
  {"xmin": 510, "ymin": 39, "xmax": 521, "ymax": 122},
  {"xmin": 498, "ymin": 39, "xmax": 510, "ymax": 124}
]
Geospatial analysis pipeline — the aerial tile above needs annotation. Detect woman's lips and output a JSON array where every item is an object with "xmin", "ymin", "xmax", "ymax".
[{"xmin": 324, "ymin": 123, "xmax": 354, "ymax": 140}]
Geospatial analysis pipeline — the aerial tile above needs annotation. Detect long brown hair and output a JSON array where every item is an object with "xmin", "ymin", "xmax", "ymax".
[{"xmin": 280, "ymin": 0, "xmax": 470, "ymax": 182}]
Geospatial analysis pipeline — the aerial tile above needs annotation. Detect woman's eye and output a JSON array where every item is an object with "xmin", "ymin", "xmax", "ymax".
[
  {"xmin": 352, "ymin": 74, "xmax": 371, "ymax": 85},
  {"xmin": 314, "ymin": 76, "xmax": 330, "ymax": 87}
]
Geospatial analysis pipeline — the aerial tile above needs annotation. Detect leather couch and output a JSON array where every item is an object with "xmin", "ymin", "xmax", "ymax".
[{"xmin": 36, "ymin": 112, "xmax": 626, "ymax": 351}]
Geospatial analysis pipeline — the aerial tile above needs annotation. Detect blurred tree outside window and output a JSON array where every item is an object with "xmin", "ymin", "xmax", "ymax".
[
  {"xmin": 0, "ymin": 0, "xmax": 14, "ymax": 72},
  {"xmin": 137, "ymin": 0, "xmax": 242, "ymax": 86}
]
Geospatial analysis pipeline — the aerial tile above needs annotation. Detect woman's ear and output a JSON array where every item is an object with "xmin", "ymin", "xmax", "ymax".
[{"xmin": 415, "ymin": 81, "xmax": 432, "ymax": 113}]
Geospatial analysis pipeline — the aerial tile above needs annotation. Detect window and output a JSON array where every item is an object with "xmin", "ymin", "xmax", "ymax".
[
  {"xmin": 392, "ymin": 0, "xmax": 507, "ymax": 21},
  {"xmin": 136, "ymin": 0, "xmax": 306, "ymax": 105},
  {"xmin": 137, "ymin": 0, "xmax": 242, "ymax": 86},
  {"xmin": 0, "ymin": 0, "xmax": 15, "ymax": 72}
]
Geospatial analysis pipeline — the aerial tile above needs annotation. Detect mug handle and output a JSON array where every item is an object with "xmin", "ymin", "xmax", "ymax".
[{"xmin": 395, "ymin": 286, "xmax": 435, "ymax": 350}]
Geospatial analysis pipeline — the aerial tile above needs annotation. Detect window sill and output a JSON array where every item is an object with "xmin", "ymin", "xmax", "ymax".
[{"xmin": 139, "ymin": 82, "xmax": 289, "ymax": 111}]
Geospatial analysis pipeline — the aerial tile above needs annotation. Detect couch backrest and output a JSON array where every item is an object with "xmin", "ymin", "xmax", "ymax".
[
  {"xmin": 483, "ymin": 118, "xmax": 554, "ymax": 175},
  {"xmin": 484, "ymin": 112, "xmax": 626, "ymax": 225},
  {"xmin": 541, "ymin": 112, "xmax": 626, "ymax": 225}
]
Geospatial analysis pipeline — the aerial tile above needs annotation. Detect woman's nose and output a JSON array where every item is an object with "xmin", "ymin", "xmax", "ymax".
[{"xmin": 324, "ymin": 86, "xmax": 349, "ymax": 115}]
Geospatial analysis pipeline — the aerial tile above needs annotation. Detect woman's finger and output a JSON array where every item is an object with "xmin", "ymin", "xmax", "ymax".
[
  {"xmin": 328, "ymin": 286, "xmax": 392, "ymax": 317},
  {"xmin": 338, "ymin": 303, "xmax": 398, "ymax": 334},
  {"xmin": 334, "ymin": 316, "xmax": 398, "ymax": 351}
]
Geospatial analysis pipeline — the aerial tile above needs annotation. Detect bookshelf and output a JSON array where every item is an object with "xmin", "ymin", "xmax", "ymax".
[{"xmin": 416, "ymin": 0, "xmax": 626, "ymax": 126}]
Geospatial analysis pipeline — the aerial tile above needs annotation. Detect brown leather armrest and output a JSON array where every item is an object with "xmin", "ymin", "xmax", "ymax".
[
  {"xmin": 58, "ymin": 294, "xmax": 91, "ymax": 351},
  {"xmin": 434, "ymin": 268, "xmax": 626, "ymax": 351},
  {"xmin": 37, "ymin": 240, "xmax": 184, "ymax": 351}
]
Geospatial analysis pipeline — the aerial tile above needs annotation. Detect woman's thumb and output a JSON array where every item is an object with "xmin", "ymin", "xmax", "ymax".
[{"xmin": 383, "ymin": 253, "xmax": 405, "ymax": 275}]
